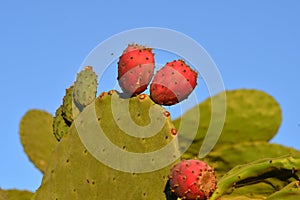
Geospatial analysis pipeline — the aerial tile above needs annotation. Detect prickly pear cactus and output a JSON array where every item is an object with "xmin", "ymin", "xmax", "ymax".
[
  {"xmin": 174, "ymin": 89, "xmax": 282, "ymax": 157},
  {"xmin": 19, "ymin": 109, "xmax": 58, "ymax": 173},
  {"xmin": 33, "ymin": 91, "xmax": 180, "ymax": 200},
  {"xmin": 0, "ymin": 188, "xmax": 33, "ymax": 200},
  {"xmin": 6, "ymin": 61, "xmax": 299, "ymax": 200}
]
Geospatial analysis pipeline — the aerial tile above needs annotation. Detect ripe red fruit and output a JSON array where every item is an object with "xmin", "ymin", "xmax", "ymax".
[
  {"xmin": 150, "ymin": 60, "xmax": 198, "ymax": 105},
  {"xmin": 117, "ymin": 44, "xmax": 155, "ymax": 96},
  {"xmin": 169, "ymin": 159, "xmax": 217, "ymax": 200}
]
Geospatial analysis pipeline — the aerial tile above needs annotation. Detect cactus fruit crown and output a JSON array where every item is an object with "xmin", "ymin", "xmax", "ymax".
[{"xmin": 169, "ymin": 159, "xmax": 217, "ymax": 200}]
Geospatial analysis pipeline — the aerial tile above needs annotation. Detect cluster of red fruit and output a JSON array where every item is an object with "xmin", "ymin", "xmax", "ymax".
[
  {"xmin": 118, "ymin": 44, "xmax": 217, "ymax": 199},
  {"xmin": 117, "ymin": 44, "xmax": 198, "ymax": 105}
]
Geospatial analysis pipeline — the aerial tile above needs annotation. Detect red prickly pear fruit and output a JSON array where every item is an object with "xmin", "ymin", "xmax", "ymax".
[
  {"xmin": 117, "ymin": 43, "xmax": 155, "ymax": 96},
  {"xmin": 169, "ymin": 159, "xmax": 217, "ymax": 200},
  {"xmin": 150, "ymin": 59, "xmax": 198, "ymax": 105}
]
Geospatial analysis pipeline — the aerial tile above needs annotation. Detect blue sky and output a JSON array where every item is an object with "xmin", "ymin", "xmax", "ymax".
[{"xmin": 1, "ymin": 0, "xmax": 299, "ymax": 192}]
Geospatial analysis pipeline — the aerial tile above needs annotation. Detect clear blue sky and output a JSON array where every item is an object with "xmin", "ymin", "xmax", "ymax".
[{"xmin": 1, "ymin": 0, "xmax": 299, "ymax": 192}]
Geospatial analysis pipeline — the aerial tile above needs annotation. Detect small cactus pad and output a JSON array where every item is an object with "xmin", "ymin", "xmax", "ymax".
[
  {"xmin": 73, "ymin": 66, "xmax": 98, "ymax": 108},
  {"xmin": 19, "ymin": 109, "xmax": 58, "ymax": 173},
  {"xmin": 62, "ymin": 85, "xmax": 80, "ymax": 123},
  {"xmin": 0, "ymin": 189, "xmax": 33, "ymax": 200},
  {"xmin": 33, "ymin": 92, "xmax": 180, "ymax": 200},
  {"xmin": 173, "ymin": 89, "xmax": 282, "ymax": 156},
  {"xmin": 53, "ymin": 105, "xmax": 70, "ymax": 141}
]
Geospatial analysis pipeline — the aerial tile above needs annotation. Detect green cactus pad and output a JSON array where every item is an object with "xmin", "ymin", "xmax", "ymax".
[
  {"xmin": 62, "ymin": 85, "xmax": 80, "ymax": 123},
  {"xmin": 220, "ymin": 195, "xmax": 264, "ymax": 200},
  {"xmin": 222, "ymin": 178, "xmax": 290, "ymax": 199},
  {"xmin": 210, "ymin": 154, "xmax": 300, "ymax": 200},
  {"xmin": 19, "ymin": 109, "xmax": 58, "ymax": 173},
  {"xmin": 200, "ymin": 141, "xmax": 300, "ymax": 178},
  {"xmin": 33, "ymin": 92, "xmax": 180, "ymax": 200},
  {"xmin": 266, "ymin": 180, "xmax": 300, "ymax": 199},
  {"xmin": 0, "ymin": 189, "xmax": 33, "ymax": 200},
  {"xmin": 53, "ymin": 106, "xmax": 70, "ymax": 141},
  {"xmin": 173, "ymin": 89, "xmax": 282, "ymax": 157},
  {"xmin": 73, "ymin": 66, "xmax": 98, "ymax": 108}
]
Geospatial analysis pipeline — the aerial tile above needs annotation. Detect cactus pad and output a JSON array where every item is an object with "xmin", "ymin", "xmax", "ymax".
[
  {"xmin": 266, "ymin": 180, "xmax": 300, "ymax": 199},
  {"xmin": 210, "ymin": 154, "xmax": 300, "ymax": 200},
  {"xmin": 202, "ymin": 141, "xmax": 300, "ymax": 178},
  {"xmin": 19, "ymin": 109, "xmax": 58, "ymax": 173},
  {"xmin": 53, "ymin": 106, "xmax": 70, "ymax": 141},
  {"xmin": 73, "ymin": 66, "xmax": 98, "ymax": 108},
  {"xmin": 0, "ymin": 189, "xmax": 33, "ymax": 200},
  {"xmin": 62, "ymin": 85, "xmax": 80, "ymax": 123},
  {"xmin": 33, "ymin": 92, "xmax": 180, "ymax": 200},
  {"xmin": 174, "ymin": 89, "xmax": 282, "ymax": 157}
]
